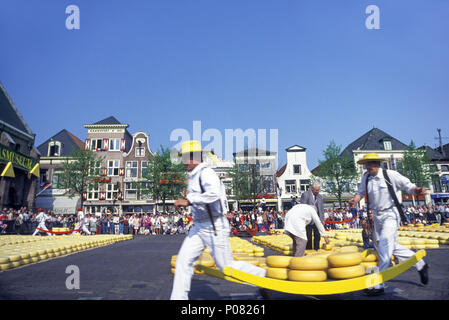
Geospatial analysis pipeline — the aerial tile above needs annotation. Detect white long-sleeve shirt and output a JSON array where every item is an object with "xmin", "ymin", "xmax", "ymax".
[
  {"xmin": 356, "ymin": 169, "xmax": 416, "ymax": 212},
  {"xmin": 36, "ymin": 212, "xmax": 48, "ymax": 224},
  {"xmin": 186, "ymin": 162, "xmax": 228, "ymax": 221},
  {"xmin": 284, "ymin": 204, "xmax": 327, "ymax": 240}
]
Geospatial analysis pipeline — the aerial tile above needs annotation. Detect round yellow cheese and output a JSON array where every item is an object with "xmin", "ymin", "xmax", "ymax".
[
  {"xmin": 288, "ymin": 270, "xmax": 327, "ymax": 282},
  {"xmin": 266, "ymin": 267, "xmax": 289, "ymax": 280},
  {"xmin": 328, "ymin": 252, "xmax": 362, "ymax": 268},
  {"xmin": 327, "ymin": 265, "xmax": 366, "ymax": 279},
  {"xmin": 266, "ymin": 256, "xmax": 292, "ymax": 268},
  {"xmin": 289, "ymin": 256, "xmax": 328, "ymax": 270}
]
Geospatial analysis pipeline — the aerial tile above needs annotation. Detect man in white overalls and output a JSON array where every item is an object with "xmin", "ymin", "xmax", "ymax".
[
  {"xmin": 349, "ymin": 153, "xmax": 429, "ymax": 296},
  {"xmin": 170, "ymin": 141, "xmax": 266, "ymax": 300},
  {"xmin": 75, "ymin": 208, "xmax": 91, "ymax": 235},
  {"xmin": 32, "ymin": 209, "xmax": 52, "ymax": 236}
]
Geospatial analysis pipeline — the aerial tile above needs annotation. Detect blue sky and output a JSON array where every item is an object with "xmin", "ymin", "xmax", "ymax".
[{"xmin": 1, "ymin": 0, "xmax": 448, "ymax": 170}]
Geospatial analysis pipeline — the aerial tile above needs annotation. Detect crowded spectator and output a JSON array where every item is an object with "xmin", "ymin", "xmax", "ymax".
[{"xmin": 0, "ymin": 203, "xmax": 448, "ymax": 236}]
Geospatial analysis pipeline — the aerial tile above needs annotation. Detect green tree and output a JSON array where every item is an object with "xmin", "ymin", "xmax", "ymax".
[
  {"xmin": 229, "ymin": 161, "xmax": 264, "ymax": 210},
  {"xmin": 58, "ymin": 148, "xmax": 105, "ymax": 208},
  {"xmin": 229, "ymin": 161, "xmax": 250, "ymax": 203},
  {"xmin": 140, "ymin": 146, "xmax": 186, "ymax": 213},
  {"xmin": 314, "ymin": 140, "xmax": 359, "ymax": 207},
  {"xmin": 397, "ymin": 141, "xmax": 438, "ymax": 205}
]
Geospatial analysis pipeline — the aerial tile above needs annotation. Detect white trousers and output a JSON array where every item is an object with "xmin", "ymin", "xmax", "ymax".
[
  {"xmin": 75, "ymin": 222, "xmax": 91, "ymax": 235},
  {"xmin": 373, "ymin": 207, "xmax": 426, "ymax": 288},
  {"xmin": 32, "ymin": 222, "xmax": 51, "ymax": 236},
  {"xmin": 170, "ymin": 215, "xmax": 266, "ymax": 300}
]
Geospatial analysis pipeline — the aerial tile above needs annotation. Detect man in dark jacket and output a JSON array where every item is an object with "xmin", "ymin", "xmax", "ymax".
[{"xmin": 300, "ymin": 183, "xmax": 324, "ymax": 250}]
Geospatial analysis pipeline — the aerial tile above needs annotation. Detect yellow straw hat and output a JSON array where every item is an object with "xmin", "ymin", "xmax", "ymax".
[
  {"xmin": 357, "ymin": 153, "xmax": 388, "ymax": 164},
  {"xmin": 179, "ymin": 140, "xmax": 205, "ymax": 155}
]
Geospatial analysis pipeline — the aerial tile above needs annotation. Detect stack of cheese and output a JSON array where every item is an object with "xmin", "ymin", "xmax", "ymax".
[
  {"xmin": 0, "ymin": 234, "xmax": 133, "ymax": 271},
  {"xmin": 288, "ymin": 254, "xmax": 329, "ymax": 282},
  {"xmin": 326, "ymin": 247, "xmax": 365, "ymax": 280},
  {"xmin": 252, "ymin": 234, "xmax": 336, "ymax": 255},
  {"xmin": 265, "ymin": 256, "xmax": 292, "ymax": 280},
  {"xmin": 230, "ymin": 237, "xmax": 265, "ymax": 256},
  {"xmin": 51, "ymin": 227, "xmax": 70, "ymax": 233},
  {"xmin": 265, "ymin": 246, "xmax": 367, "ymax": 282},
  {"xmin": 170, "ymin": 246, "xmax": 266, "ymax": 275},
  {"xmin": 328, "ymin": 228, "xmax": 448, "ymax": 248},
  {"xmin": 252, "ymin": 234, "xmax": 293, "ymax": 255},
  {"xmin": 170, "ymin": 250, "xmax": 216, "ymax": 275},
  {"xmin": 265, "ymin": 253, "xmax": 330, "ymax": 282}
]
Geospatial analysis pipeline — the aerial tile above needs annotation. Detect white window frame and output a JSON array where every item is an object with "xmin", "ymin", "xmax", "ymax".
[
  {"xmin": 87, "ymin": 185, "xmax": 100, "ymax": 200},
  {"xmin": 285, "ymin": 180, "xmax": 297, "ymax": 194},
  {"xmin": 384, "ymin": 140, "xmax": 392, "ymax": 150},
  {"xmin": 89, "ymin": 160, "xmax": 102, "ymax": 176},
  {"xmin": 261, "ymin": 162, "xmax": 271, "ymax": 169},
  {"xmin": 126, "ymin": 161, "xmax": 138, "ymax": 178},
  {"xmin": 139, "ymin": 182, "xmax": 151, "ymax": 200},
  {"xmin": 108, "ymin": 160, "xmax": 120, "ymax": 176},
  {"xmin": 136, "ymin": 147, "xmax": 145, "ymax": 157},
  {"xmin": 106, "ymin": 183, "xmax": 118, "ymax": 200},
  {"xmin": 109, "ymin": 139, "xmax": 121, "ymax": 151},
  {"xmin": 40, "ymin": 169, "xmax": 49, "ymax": 184},
  {"xmin": 90, "ymin": 139, "xmax": 103, "ymax": 151},
  {"xmin": 48, "ymin": 141, "xmax": 61, "ymax": 157},
  {"xmin": 125, "ymin": 182, "xmax": 137, "ymax": 200},
  {"xmin": 293, "ymin": 165, "xmax": 301, "ymax": 175},
  {"xmin": 52, "ymin": 169, "xmax": 64, "ymax": 188},
  {"xmin": 141, "ymin": 161, "xmax": 148, "ymax": 177}
]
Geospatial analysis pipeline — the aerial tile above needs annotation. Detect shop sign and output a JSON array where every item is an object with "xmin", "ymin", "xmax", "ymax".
[{"xmin": 0, "ymin": 145, "xmax": 38, "ymax": 171}]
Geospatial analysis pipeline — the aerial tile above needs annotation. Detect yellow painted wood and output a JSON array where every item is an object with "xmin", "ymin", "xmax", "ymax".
[
  {"xmin": 219, "ymin": 250, "xmax": 426, "ymax": 295},
  {"xmin": 195, "ymin": 265, "xmax": 246, "ymax": 285},
  {"xmin": 1, "ymin": 162, "xmax": 15, "ymax": 177}
]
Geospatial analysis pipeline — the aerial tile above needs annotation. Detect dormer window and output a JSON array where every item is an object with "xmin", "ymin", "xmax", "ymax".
[
  {"xmin": 381, "ymin": 138, "xmax": 392, "ymax": 151},
  {"xmin": 48, "ymin": 140, "xmax": 61, "ymax": 157}
]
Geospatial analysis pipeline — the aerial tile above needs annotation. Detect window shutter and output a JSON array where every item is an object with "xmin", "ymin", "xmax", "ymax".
[
  {"xmin": 103, "ymin": 139, "xmax": 109, "ymax": 151},
  {"xmin": 121, "ymin": 139, "xmax": 126, "ymax": 151},
  {"xmin": 85, "ymin": 139, "xmax": 90, "ymax": 151}
]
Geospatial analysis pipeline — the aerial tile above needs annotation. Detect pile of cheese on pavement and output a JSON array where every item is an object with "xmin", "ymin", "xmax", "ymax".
[
  {"xmin": 0, "ymin": 234, "xmax": 133, "ymax": 271},
  {"xmin": 170, "ymin": 237, "xmax": 265, "ymax": 274},
  {"xmin": 253, "ymin": 224, "xmax": 449, "ymax": 255}
]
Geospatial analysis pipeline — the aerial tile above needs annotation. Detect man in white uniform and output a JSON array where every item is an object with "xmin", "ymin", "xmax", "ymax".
[
  {"xmin": 32, "ymin": 209, "xmax": 52, "ymax": 236},
  {"xmin": 75, "ymin": 208, "xmax": 91, "ymax": 235},
  {"xmin": 348, "ymin": 153, "xmax": 429, "ymax": 296},
  {"xmin": 284, "ymin": 204, "xmax": 330, "ymax": 257},
  {"xmin": 170, "ymin": 141, "xmax": 266, "ymax": 300}
]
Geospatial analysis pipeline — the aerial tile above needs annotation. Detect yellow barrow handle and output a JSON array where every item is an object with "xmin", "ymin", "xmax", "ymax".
[{"xmin": 198, "ymin": 250, "xmax": 426, "ymax": 295}]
